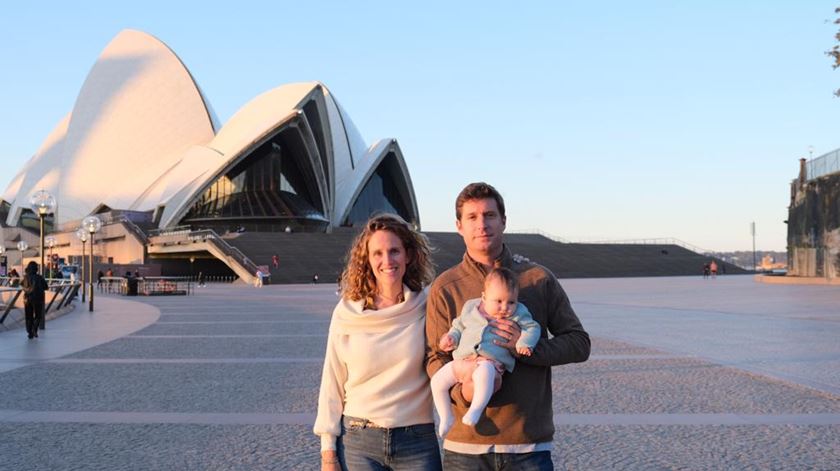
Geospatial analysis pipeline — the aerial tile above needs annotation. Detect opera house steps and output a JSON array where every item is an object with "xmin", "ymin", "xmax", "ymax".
[
  {"xmin": 229, "ymin": 232, "xmax": 358, "ymax": 284},
  {"xmin": 224, "ymin": 232, "xmax": 747, "ymax": 284}
]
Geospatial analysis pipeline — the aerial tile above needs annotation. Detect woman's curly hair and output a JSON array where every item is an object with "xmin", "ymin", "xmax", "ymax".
[{"xmin": 340, "ymin": 213, "xmax": 434, "ymax": 305}]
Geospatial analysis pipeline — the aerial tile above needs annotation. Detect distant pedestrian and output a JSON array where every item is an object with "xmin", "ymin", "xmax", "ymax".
[
  {"xmin": 312, "ymin": 273, "xmax": 319, "ymax": 284},
  {"xmin": 703, "ymin": 263, "xmax": 710, "ymax": 279},
  {"xmin": 272, "ymin": 254, "xmax": 279, "ymax": 269},
  {"xmin": 21, "ymin": 261, "xmax": 48, "ymax": 339},
  {"xmin": 710, "ymin": 260, "xmax": 718, "ymax": 279},
  {"xmin": 97, "ymin": 270, "xmax": 105, "ymax": 288},
  {"xmin": 8, "ymin": 268, "xmax": 20, "ymax": 287},
  {"xmin": 198, "ymin": 271, "xmax": 206, "ymax": 287}
]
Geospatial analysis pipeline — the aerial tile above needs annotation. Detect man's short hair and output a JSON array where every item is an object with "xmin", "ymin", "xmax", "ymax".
[
  {"xmin": 455, "ymin": 182, "xmax": 506, "ymax": 220},
  {"xmin": 485, "ymin": 267, "xmax": 519, "ymax": 293}
]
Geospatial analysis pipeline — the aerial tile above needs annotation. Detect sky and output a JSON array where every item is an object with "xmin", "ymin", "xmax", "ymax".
[{"xmin": 1, "ymin": 1, "xmax": 837, "ymax": 252}]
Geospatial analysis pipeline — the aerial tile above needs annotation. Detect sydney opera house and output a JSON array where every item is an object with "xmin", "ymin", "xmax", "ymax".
[{"xmin": 0, "ymin": 30, "xmax": 419, "ymax": 282}]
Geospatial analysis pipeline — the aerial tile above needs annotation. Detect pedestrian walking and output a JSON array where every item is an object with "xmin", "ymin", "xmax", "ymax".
[{"xmin": 21, "ymin": 261, "xmax": 48, "ymax": 339}]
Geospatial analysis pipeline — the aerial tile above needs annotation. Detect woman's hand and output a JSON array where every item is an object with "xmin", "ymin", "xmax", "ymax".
[
  {"xmin": 439, "ymin": 333, "xmax": 457, "ymax": 351},
  {"xmin": 321, "ymin": 450, "xmax": 340, "ymax": 471},
  {"xmin": 490, "ymin": 318, "xmax": 522, "ymax": 354}
]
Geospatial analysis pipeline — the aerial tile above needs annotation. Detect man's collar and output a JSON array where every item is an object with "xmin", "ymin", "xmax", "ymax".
[{"xmin": 462, "ymin": 245, "xmax": 513, "ymax": 277}]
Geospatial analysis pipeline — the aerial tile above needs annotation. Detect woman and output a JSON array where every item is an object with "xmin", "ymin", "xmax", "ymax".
[{"xmin": 314, "ymin": 214, "xmax": 441, "ymax": 470}]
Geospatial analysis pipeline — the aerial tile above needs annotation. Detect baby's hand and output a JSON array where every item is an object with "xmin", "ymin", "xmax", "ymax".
[
  {"xmin": 516, "ymin": 346, "xmax": 532, "ymax": 357},
  {"xmin": 439, "ymin": 334, "xmax": 457, "ymax": 352}
]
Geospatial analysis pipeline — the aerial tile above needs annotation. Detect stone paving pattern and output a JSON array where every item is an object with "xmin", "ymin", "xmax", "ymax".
[{"xmin": 0, "ymin": 277, "xmax": 838, "ymax": 470}]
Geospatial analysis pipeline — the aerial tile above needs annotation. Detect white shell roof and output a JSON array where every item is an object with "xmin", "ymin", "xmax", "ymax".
[
  {"xmin": 208, "ymin": 82, "xmax": 318, "ymax": 156},
  {"xmin": 3, "ymin": 30, "xmax": 418, "ymax": 231},
  {"xmin": 39, "ymin": 29, "xmax": 214, "ymax": 225},
  {"xmin": 334, "ymin": 139, "xmax": 419, "ymax": 226},
  {"xmin": 4, "ymin": 114, "xmax": 69, "ymax": 225},
  {"xmin": 158, "ymin": 82, "xmax": 321, "ymax": 228}
]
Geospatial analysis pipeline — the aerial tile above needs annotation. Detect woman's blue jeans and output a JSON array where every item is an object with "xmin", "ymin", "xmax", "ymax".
[{"xmin": 337, "ymin": 416, "xmax": 442, "ymax": 470}]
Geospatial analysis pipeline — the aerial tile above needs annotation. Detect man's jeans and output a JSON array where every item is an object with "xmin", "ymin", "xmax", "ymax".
[
  {"xmin": 337, "ymin": 416, "xmax": 442, "ymax": 470},
  {"xmin": 443, "ymin": 449, "xmax": 553, "ymax": 471}
]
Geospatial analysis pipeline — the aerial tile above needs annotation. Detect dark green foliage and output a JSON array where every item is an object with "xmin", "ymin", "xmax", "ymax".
[{"xmin": 828, "ymin": 7, "xmax": 840, "ymax": 96}]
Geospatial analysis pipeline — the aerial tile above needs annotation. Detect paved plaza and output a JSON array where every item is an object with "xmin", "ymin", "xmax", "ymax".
[{"xmin": 0, "ymin": 275, "xmax": 838, "ymax": 470}]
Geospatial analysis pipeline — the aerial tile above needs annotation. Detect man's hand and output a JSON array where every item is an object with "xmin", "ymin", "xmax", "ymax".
[
  {"xmin": 439, "ymin": 333, "xmax": 457, "ymax": 352},
  {"xmin": 490, "ymin": 318, "xmax": 522, "ymax": 353}
]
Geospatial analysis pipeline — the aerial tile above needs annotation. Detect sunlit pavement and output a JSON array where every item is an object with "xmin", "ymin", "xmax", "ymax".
[{"xmin": 0, "ymin": 276, "xmax": 837, "ymax": 470}]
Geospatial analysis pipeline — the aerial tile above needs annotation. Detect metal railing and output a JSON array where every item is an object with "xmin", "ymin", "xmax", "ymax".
[
  {"xmin": 98, "ymin": 276, "xmax": 196, "ymax": 296},
  {"xmin": 0, "ymin": 279, "xmax": 81, "ymax": 324},
  {"xmin": 580, "ymin": 237, "xmax": 712, "ymax": 254},
  {"xmin": 148, "ymin": 226, "xmax": 192, "ymax": 237},
  {"xmin": 191, "ymin": 229, "xmax": 259, "ymax": 274},
  {"xmin": 507, "ymin": 229, "xmax": 569, "ymax": 243},
  {"xmin": 0, "ymin": 287, "xmax": 23, "ymax": 324},
  {"xmin": 188, "ymin": 275, "xmax": 238, "ymax": 284},
  {"xmin": 149, "ymin": 228, "xmax": 259, "ymax": 277},
  {"xmin": 138, "ymin": 277, "xmax": 193, "ymax": 296},
  {"xmin": 118, "ymin": 217, "xmax": 149, "ymax": 244},
  {"xmin": 806, "ymin": 148, "xmax": 840, "ymax": 180},
  {"xmin": 99, "ymin": 277, "xmax": 128, "ymax": 294},
  {"xmin": 501, "ymin": 231, "xmax": 721, "ymax": 257}
]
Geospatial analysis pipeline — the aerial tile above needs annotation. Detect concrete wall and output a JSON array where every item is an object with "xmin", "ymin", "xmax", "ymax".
[
  {"xmin": 787, "ymin": 170, "xmax": 840, "ymax": 278},
  {"xmin": 16, "ymin": 221, "xmax": 147, "ymax": 273}
]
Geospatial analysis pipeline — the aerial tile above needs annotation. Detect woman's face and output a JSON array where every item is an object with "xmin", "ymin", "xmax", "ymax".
[{"xmin": 367, "ymin": 229, "xmax": 408, "ymax": 290}]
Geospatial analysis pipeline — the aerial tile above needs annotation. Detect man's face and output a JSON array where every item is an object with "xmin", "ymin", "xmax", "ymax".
[{"xmin": 456, "ymin": 198, "xmax": 506, "ymax": 259}]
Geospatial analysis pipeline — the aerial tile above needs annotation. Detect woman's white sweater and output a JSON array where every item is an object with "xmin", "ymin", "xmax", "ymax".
[{"xmin": 313, "ymin": 286, "xmax": 434, "ymax": 451}]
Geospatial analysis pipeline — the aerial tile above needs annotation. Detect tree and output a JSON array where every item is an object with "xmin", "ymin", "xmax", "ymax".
[{"xmin": 828, "ymin": 7, "xmax": 840, "ymax": 96}]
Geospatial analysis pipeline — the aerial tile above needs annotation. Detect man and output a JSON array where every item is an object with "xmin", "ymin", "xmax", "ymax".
[
  {"xmin": 21, "ymin": 261, "xmax": 49, "ymax": 339},
  {"xmin": 426, "ymin": 182, "xmax": 590, "ymax": 469}
]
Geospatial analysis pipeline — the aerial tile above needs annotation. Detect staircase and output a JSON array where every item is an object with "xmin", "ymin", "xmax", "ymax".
[{"xmin": 224, "ymin": 231, "xmax": 747, "ymax": 284}]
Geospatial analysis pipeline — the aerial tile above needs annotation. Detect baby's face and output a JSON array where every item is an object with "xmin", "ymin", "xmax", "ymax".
[{"xmin": 481, "ymin": 279, "xmax": 518, "ymax": 319}]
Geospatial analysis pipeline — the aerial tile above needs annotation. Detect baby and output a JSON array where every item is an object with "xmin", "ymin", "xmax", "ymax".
[{"xmin": 431, "ymin": 267, "xmax": 541, "ymax": 437}]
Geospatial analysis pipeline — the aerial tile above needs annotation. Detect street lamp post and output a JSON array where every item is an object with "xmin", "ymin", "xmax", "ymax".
[
  {"xmin": 29, "ymin": 190, "xmax": 57, "ymax": 276},
  {"xmin": 750, "ymin": 222, "xmax": 757, "ymax": 272},
  {"xmin": 76, "ymin": 228, "xmax": 88, "ymax": 302},
  {"xmin": 17, "ymin": 240, "xmax": 29, "ymax": 268},
  {"xmin": 81, "ymin": 216, "xmax": 102, "ymax": 312},
  {"xmin": 45, "ymin": 235, "xmax": 56, "ymax": 278}
]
